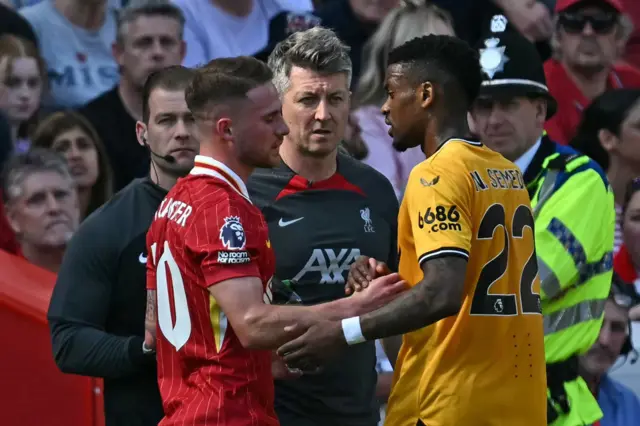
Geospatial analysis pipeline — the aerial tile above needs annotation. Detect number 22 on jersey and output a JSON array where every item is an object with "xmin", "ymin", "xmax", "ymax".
[
  {"xmin": 150, "ymin": 241, "xmax": 192, "ymax": 351},
  {"xmin": 470, "ymin": 204, "xmax": 542, "ymax": 317}
]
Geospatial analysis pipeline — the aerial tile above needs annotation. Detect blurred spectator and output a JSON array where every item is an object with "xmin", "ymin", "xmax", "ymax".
[
  {"xmin": 311, "ymin": 0, "xmax": 399, "ymax": 85},
  {"xmin": 31, "ymin": 111, "xmax": 114, "ymax": 218},
  {"xmin": 340, "ymin": 112, "xmax": 368, "ymax": 160},
  {"xmin": 0, "ymin": 2, "xmax": 36, "ymax": 44},
  {"xmin": 173, "ymin": 0, "xmax": 313, "ymax": 68},
  {"xmin": 570, "ymin": 88, "xmax": 640, "ymax": 252},
  {"xmin": 254, "ymin": 1, "xmax": 405, "ymax": 88},
  {"xmin": 353, "ymin": 1, "xmax": 454, "ymax": 199},
  {"xmin": 20, "ymin": 0, "xmax": 119, "ymax": 109},
  {"xmin": 0, "ymin": 34, "xmax": 44, "ymax": 152},
  {"xmin": 544, "ymin": 0, "xmax": 640, "ymax": 145},
  {"xmin": 9, "ymin": 0, "xmax": 125, "ymax": 8},
  {"xmin": 620, "ymin": 0, "xmax": 640, "ymax": 69},
  {"xmin": 614, "ymin": 178, "xmax": 640, "ymax": 292},
  {"xmin": 579, "ymin": 279, "xmax": 640, "ymax": 425},
  {"xmin": 1, "ymin": 148, "xmax": 79, "ymax": 271},
  {"xmin": 80, "ymin": 0, "xmax": 185, "ymax": 191},
  {"xmin": 493, "ymin": 0, "xmax": 554, "ymax": 42}
]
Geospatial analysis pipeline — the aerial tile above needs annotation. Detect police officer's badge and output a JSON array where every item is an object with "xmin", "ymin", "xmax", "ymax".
[{"xmin": 479, "ymin": 37, "xmax": 509, "ymax": 79}]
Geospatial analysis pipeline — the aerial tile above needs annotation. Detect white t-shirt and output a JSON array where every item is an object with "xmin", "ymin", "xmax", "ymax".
[
  {"xmin": 20, "ymin": 1, "xmax": 119, "ymax": 109},
  {"xmin": 172, "ymin": 0, "xmax": 313, "ymax": 67}
]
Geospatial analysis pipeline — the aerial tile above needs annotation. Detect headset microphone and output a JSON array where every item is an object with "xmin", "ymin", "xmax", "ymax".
[
  {"xmin": 143, "ymin": 134, "xmax": 176, "ymax": 164},
  {"xmin": 149, "ymin": 148, "xmax": 176, "ymax": 164}
]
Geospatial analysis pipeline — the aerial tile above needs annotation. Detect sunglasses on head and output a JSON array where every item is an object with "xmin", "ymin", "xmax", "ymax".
[{"xmin": 558, "ymin": 12, "xmax": 617, "ymax": 34}]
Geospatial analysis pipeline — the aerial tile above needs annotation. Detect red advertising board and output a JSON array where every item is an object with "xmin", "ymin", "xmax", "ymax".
[{"xmin": 0, "ymin": 250, "xmax": 104, "ymax": 426}]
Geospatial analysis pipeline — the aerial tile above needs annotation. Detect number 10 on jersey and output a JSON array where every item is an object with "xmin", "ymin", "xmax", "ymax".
[{"xmin": 150, "ymin": 241, "xmax": 192, "ymax": 351}]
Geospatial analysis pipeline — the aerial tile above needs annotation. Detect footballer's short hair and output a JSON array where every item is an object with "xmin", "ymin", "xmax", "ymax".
[
  {"xmin": 388, "ymin": 35, "xmax": 482, "ymax": 111},
  {"xmin": 185, "ymin": 56, "xmax": 273, "ymax": 119}
]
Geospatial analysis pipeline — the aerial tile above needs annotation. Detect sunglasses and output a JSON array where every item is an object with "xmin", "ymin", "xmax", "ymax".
[{"xmin": 558, "ymin": 13, "xmax": 617, "ymax": 34}]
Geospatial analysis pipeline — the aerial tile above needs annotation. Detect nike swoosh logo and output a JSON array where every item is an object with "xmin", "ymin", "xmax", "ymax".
[
  {"xmin": 139, "ymin": 253, "xmax": 148, "ymax": 264},
  {"xmin": 278, "ymin": 217, "xmax": 304, "ymax": 227}
]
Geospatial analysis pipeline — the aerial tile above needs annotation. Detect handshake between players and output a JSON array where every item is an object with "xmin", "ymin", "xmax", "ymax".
[{"xmin": 277, "ymin": 256, "xmax": 398, "ymax": 373}]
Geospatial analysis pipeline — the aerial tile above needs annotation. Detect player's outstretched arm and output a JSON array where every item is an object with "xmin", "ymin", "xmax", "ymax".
[
  {"xmin": 358, "ymin": 257, "xmax": 466, "ymax": 339},
  {"xmin": 277, "ymin": 257, "xmax": 466, "ymax": 367},
  {"xmin": 209, "ymin": 273, "xmax": 406, "ymax": 351}
]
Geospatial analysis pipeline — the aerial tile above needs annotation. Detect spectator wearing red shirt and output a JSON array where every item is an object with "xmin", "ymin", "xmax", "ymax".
[
  {"xmin": 544, "ymin": 0, "xmax": 640, "ymax": 145},
  {"xmin": 620, "ymin": 0, "xmax": 640, "ymax": 69}
]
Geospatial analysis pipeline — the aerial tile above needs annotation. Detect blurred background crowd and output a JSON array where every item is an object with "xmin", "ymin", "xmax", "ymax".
[{"xmin": 1, "ymin": 0, "xmax": 640, "ymax": 425}]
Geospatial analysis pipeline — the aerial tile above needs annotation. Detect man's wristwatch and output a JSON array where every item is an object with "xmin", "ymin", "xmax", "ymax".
[{"xmin": 142, "ymin": 341, "xmax": 156, "ymax": 355}]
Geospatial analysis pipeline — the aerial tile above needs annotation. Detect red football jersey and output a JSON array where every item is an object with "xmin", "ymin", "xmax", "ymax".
[{"xmin": 146, "ymin": 155, "xmax": 277, "ymax": 426}]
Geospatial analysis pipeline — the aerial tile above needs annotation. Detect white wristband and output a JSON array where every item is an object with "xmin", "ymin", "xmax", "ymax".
[{"xmin": 341, "ymin": 316, "xmax": 366, "ymax": 346}]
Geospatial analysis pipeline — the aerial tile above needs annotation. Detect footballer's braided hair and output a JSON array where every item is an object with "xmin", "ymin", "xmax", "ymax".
[{"xmin": 388, "ymin": 34, "xmax": 481, "ymax": 111}]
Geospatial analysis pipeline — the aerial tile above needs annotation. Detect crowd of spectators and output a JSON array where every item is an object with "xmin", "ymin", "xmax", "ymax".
[{"xmin": 1, "ymin": 0, "xmax": 640, "ymax": 425}]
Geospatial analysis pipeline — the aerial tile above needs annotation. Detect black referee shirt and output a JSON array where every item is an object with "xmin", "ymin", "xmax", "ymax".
[
  {"xmin": 248, "ymin": 152, "xmax": 399, "ymax": 426},
  {"xmin": 48, "ymin": 177, "xmax": 166, "ymax": 426}
]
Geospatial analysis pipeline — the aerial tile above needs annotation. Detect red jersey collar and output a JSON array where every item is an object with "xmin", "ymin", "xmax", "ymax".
[{"xmin": 190, "ymin": 155, "xmax": 251, "ymax": 203}]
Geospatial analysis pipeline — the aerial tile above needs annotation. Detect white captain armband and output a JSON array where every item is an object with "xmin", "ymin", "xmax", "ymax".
[{"xmin": 341, "ymin": 316, "xmax": 366, "ymax": 346}]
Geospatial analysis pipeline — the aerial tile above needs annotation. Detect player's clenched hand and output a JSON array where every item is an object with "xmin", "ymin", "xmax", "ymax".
[
  {"xmin": 345, "ymin": 256, "xmax": 391, "ymax": 295},
  {"xmin": 350, "ymin": 272, "xmax": 407, "ymax": 312},
  {"xmin": 271, "ymin": 351, "xmax": 303, "ymax": 380},
  {"xmin": 278, "ymin": 319, "xmax": 345, "ymax": 371}
]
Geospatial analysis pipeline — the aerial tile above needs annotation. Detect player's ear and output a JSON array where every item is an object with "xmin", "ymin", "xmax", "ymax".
[
  {"xmin": 419, "ymin": 82, "xmax": 434, "ymax": 109},
  {"xmin": 216, "ymin": 118, "xmax": 234, "ymax": 143}
]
